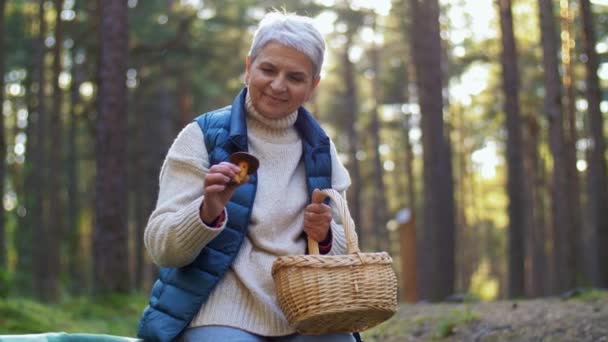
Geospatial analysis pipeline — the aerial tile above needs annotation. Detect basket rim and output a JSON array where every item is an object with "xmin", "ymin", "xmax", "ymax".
[{"xmin": 271, "ymin": 251, "xmax": 394, "ymax": 275}]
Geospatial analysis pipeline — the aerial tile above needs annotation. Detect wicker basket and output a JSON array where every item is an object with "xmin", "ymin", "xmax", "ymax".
[{"xmin": 271, "ymin": 188, "xmax": 398, "ymax": 335}]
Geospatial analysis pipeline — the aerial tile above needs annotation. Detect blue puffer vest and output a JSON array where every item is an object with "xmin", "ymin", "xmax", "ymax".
[{"xmin": 137, "ymin": 89, "xmax": 332, "ymax": 342}]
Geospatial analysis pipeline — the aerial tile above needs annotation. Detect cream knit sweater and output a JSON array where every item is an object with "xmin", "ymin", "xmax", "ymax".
[{"xmin": 144, "ymin": 94, "xmax": 353, "ymax": 336}]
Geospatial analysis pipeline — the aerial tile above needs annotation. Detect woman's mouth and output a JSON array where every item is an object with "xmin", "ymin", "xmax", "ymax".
[{"xmin": 264, "ymin": 94, "xmax": 287, "ymax": 102}]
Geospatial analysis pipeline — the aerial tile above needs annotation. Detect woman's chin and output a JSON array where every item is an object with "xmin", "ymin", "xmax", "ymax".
[{"xmin": 259, "ymin": 107, "xmax": 289, "ymax": 119}]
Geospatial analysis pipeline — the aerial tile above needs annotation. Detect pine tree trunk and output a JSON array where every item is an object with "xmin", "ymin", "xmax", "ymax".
[
  {"xmin": 33, "ymin": 0, "xmax": 51, "ymax": 300},
  {"xmin": 342, "ymin": 34, "xmax": 364, "ymax": 250},
  {"xmin": 409, "ymin": 0, "xmax": 456, "ymax": 301},
  {"xmin": 177, "ymin": 75, "xmax": 194, "ymax": 130},
  {"xmin": 579, "ymin": 0, "xmax": 608, "ymax": 287},
  {"xmin": 538, "ymin": 0, "xmax": 576, "ymax": 293},
  {"xmin": 67, "ymin": 47, "xmax": 85, "ymax": 294},
  {"xmin": 497, "ymin": 0, "xmax": 527, "ymax": 298},
  {"xmin": 0, "ymin": 0, "xmax": 6, "ymax": 270},
  {"xmin": 41, "ymin": 0, "xmax": 65, "ymax": 302},
  {"xmin": 17, "ymin": 56, "xmax": 35, "ymax": 294},
  {"xmin": 560, "ymin": 0, "xmax": 583, "ymax": 287},
  {"xmin": 523, "ymin": 116, "xmax": 549, "ymax": 296},
  {"xmin": 94, "ymin": 0, "xmax": 130, "ymax": 293},
  {"xmin": 369, "ymin": 39, "xmax": 389, "ymax": 252}
]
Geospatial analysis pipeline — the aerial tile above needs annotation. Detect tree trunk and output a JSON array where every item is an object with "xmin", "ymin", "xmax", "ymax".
[
  {"xmin": 523, "ymin": 115, "xmax": 548, "ymax": 296},
  {"xmin": 33, "ymin": 0, "xmax": 51, "ymax": 300},
  {"xmin": 453, "ymin": 104, "xmax": 472, "ymax": 293},
  {"xmin": 0, "ymin": 0, "xmax": 6, "ymax": 270},
  {"xmin": 176, "ymin": 74, "xmax": 194, "ymax": 130},
  {"xmin": 67, "ymin": 47, "xmax": 85, "ymax": 294},
  {"xmin": 560, "ymin": 0, "xmax": 583, "ymax": 287},
  {"xmin": 141, "ymin": 75, "xmax": 175, "ymax": 288},
  {"xmin": 497, "ymin": 0, "xmax": 527, "ymax": 298},
  {"xmin": 538, "ymin": 0, "xmax": 576, "ymax": 293},
  {"xmin": 94, "ymin": 0, "xmax": 129, "ymax": 293},
  {"xmin": 342, "ymin": 33, "xmax": 364, "ymax": 250},
  {"xmin": 369, "ymin": 38, "xmax": 389, "ymax": 252},
  {"xmin": 132, "ymin": 84, "xmax": 147, "ymax": 290},
  {"xmin": 580, "ymin": 0, "xmax": 608, "ymax": 287},
  {"xmin": 17, "ymin": 53, "xmax": 36, "ymax": 294},
  {"xmin": 409, "ymin": 0, "xmax": 456, "ymax": 301},
  {"xmin": 41, "ymin": 0, "xmax": 66, "ymax": 302}
]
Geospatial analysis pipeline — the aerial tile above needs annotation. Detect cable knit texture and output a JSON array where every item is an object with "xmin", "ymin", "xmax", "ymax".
[{"xmin": 143, "ymin": 92, "xmax": 352, "ymax": 336}]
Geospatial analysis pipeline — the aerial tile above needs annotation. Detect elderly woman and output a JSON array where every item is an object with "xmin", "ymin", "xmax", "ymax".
[{"xmin": 137, "ymin": 11, "xmax": 357, "ymax": 342}]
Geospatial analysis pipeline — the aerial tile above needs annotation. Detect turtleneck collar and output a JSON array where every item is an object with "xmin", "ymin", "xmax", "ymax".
[{"xmin": 245, "ymin": 90, "xmax": 300, "ymax": 143}]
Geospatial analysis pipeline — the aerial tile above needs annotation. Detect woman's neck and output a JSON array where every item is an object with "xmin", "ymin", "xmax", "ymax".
[{"xmin": 245, "ymin": 91, "xmax": 299, "ymax": 142}]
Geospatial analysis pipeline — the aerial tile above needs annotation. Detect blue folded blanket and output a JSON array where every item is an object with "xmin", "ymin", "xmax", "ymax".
[{"xmin": 0, "ymin": 333, "xmax": 140, "ymax": 342}]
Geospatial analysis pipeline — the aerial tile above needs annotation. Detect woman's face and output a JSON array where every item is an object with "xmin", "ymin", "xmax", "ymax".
[{"xmin": 245, "ymin": 42, "xmax": 320, "ymax": 119}]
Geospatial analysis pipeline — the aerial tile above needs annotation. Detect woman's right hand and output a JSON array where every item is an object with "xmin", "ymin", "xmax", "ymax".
[{"xmin": 200, "ymin": 161, "xmax": 247, "ymax": 224}]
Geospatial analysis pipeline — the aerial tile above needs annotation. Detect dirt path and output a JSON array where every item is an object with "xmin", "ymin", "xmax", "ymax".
[{"xmin": 362, "ymin": 295, "xmax": 608, "ymax": 341}]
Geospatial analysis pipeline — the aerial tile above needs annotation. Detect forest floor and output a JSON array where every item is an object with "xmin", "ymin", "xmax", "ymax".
[
  {"xmin": 1, "ymin": 291, "xmax": 607, "ymax": 341},
  {"xmin": 362, "ymin": 289, "xmax": 608, "ymax": 341}
]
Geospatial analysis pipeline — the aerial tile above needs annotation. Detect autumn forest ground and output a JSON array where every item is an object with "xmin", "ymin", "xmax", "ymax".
[
  {"xmin": 363, "ymin": 290, "xmax": 608, "ymax": 341},
  {"xmin": 0, "ymin": 291, "xmax": 607, "ymax": 341}
]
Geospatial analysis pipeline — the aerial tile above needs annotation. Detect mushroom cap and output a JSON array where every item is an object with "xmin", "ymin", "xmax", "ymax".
[{"xmin": 229, "ymin": 152, "xmax": 260, "ymax": 175}]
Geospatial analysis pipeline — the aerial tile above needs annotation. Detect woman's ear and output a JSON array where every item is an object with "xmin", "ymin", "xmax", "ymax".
[
  {"xmin": 312, "ymin": 77, "xmax": 320, "ymax": 89},
  {"xmin": 306, "ymin": 77, "xmax": 321, "ymax": 101}
]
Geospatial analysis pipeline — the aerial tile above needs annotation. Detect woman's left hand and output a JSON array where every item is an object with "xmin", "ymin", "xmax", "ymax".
[{"xmin": 303, "ymin": 202, "xmax": 332, "ymax": 242}]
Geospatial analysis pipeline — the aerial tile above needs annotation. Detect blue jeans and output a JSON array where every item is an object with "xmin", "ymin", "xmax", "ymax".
[{"xmin": 181, "ymin": 325, "xmax": 356, "ymax": 342}]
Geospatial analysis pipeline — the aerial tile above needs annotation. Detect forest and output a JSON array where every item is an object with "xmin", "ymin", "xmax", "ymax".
[{"xmin": 0, "ymin": 0, "xmax": 608, "ymax": 335}]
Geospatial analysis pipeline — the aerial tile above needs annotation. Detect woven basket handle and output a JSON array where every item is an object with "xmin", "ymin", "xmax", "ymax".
[{"xmin": 307, "ymin": 188, "xmax": 360, "ymax": 255}]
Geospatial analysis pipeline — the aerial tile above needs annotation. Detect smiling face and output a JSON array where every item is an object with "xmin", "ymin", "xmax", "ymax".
[{"xmin": 245, "ymin": 41, "xmax": 320, "ymax": 119}]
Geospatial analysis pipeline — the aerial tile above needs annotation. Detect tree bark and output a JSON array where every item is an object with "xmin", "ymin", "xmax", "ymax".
[
  {"xmin": 409, "ymin": 0, "xmax": 456, "ymax": 301},
  {"xmin": 538, "ymin": 0, "xmax": 577, "ymax": 293},
  {"xmin": 94, "ymin": 0, "xmax": 129, "ymax": 293},
  {"xmin": 560, "ymin": 0, "xmax": 583, "ymax": 288},
  {"xmin": 342, "ymin": 33, "xmax": 364, "ymax": 250},
  {"xmin": 67, "ymin": 47, "xmax": 85, "ymax": 294},
  {"xmin": 497, "ymin": 0, "xmax": 527, "ymax": 298},
  {"xmin": 523, "ymin": 115, "xmax": 549, "ymax": 296},
  {"xmin": 176, "ymin": 74, "xmax": 194, "ymax": 130},
  {"xmin": 32, "ymin": 0, "xmax": 52, "ymax": 300},
  {"xmin": 0, "ymin": 0, "xmax": 6, "ymax": 270},
  {"xmin": 369, "ymin": 37, "xmax": 389, "ymax": 252},
  {"xmin": 579, "ymin": 0, "xmax": 608, "ymax": 287},
  {"xmin": 17, "ymin": 51, "xmax": 36, "ymax": 294},
  {"xmin": 41, "ymin": 0, "xmax": 66, "ymax": 302}
]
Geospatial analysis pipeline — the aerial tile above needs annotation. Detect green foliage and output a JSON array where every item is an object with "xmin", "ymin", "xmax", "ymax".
[
  {"xmin": 0, "ymin": 294, "xmax": 147, "ymax": 336},
  {"xmin": 5, "ymin": 1, "xmax": 34, "ymax": 70},
  {"xmin": 0, "ymin": 268, "xmax": 12, "ymax": 298},
  {"xmin": 578, "ymin": 289, "xmax": 608, "ymax": 302},
  {"xmin": 362, "ymin": 305, "xmax": 480, "ymax": 341},
  {"xmin": 561, "ymin": 288, "xmax": 608, "ymax": 302},
  {"xmin": 360, "ymin": 311, "xmax": 417, "ymax": 341},
  {"xmin": 433, "ymin": 307, "xmax": 478, "ymax": 339}
]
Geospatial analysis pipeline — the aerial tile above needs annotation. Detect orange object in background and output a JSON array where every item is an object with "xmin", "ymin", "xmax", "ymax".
[{"xmin": 397, "ymin": 209, "xmax": 418, "ymax": 303}]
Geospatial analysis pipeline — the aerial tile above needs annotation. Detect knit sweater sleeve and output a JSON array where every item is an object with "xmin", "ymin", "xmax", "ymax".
[
  {"xmin": 144, "ymin": 122, "xmax": 228, "ymax": 268},
  {"xmin": 326, "ymin": 139, "xmax": 356, "ymax": 256}
]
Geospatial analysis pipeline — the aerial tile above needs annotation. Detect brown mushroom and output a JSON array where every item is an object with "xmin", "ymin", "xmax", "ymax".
[{"xmin": 229, "ymin": 152, "xmax": 259, "ymax": 184}]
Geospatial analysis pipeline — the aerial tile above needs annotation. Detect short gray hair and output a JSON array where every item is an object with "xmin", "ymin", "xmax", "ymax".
[{"xmin": 248, "ymin": 11, "xmax": 325, "ymax": 79}]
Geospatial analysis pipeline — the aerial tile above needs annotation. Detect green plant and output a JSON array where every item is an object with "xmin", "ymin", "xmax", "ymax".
[
  {"xmin": 0, "ymin": 293, "xmax": 148, "ymax": 335},
  {"xmin": 0, "ymin": 268, "xmax": 12, "ymax": 298},
  {"xmin": 433, "ymin": 307, "xmax": 478, "ymax": 339},
  {"xmin": 561, "ymin": 288, "xmax": 608, "ymax": 301}
]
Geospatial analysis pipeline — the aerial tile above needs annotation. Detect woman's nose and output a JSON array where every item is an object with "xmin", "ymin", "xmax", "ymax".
[{"xmin": 270, "ymin": 76, "xmax": 287, "ymax": 92}]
